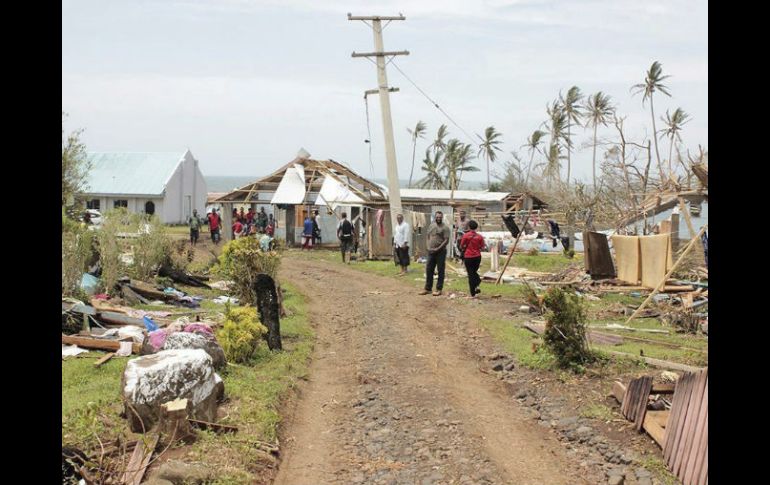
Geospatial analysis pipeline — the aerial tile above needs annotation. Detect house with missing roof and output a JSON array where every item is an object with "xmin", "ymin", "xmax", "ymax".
[{"xmin": 81, "ymin": 150, "xmax": 207, "ymax": 224}]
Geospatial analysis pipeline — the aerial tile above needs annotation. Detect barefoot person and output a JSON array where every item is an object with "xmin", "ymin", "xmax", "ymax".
[
  {"xmin": 188, "ymin": 209, "xmax": 201, "ymax": 246},
  {"xmin": 419, "ymin": 211, "xmax": 451, "ymax": 296},
  {"xmin": 393, "ymin": 213, "xmax": 411, "ymax": 276},
  {"xmin": 459, "ymin": 220, "xmax": 485, "ymax": 297}
]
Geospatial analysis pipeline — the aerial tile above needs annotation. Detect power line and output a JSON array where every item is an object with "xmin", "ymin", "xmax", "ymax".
[{"xmin": 390, "ymin": 60, "xmax": 481, "ymax": 146}]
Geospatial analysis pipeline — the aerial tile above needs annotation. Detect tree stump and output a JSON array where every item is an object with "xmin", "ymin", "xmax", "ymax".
[
  {"xmin": 253, "ymin": 274, "xmax": 282, "ymax": 351},
  {"xmin": 158, "ymin": 399, "xmax": 195, "ymax": 444}
]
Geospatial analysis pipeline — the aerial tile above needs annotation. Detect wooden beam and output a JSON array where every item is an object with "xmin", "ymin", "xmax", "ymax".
[
  {"xmin": 121, "ymin": 434, "xmax": 159, "ymax": 485},
  {"xmin": 678, "ymin": 197, "xmax": 696, "ymax": 239},
  {"xmin": 643, "ymin": 410, "xmax": 669, "ymax": 447},
  {"xmin": 94, "ymin": 352, "xmax": 115, "ymax": 367},
  {"xmin": 188, "ymin": 418, "xmax": 238, "ymax": 434},
  {"xmin": 605, "ymin": 350, "xmax": 703, "ymax": 372},
  {"xmin": 62, "ymin": 335, "xmax": 142, "ymax": 354},
  {"xmin": 495, "ymin": 213, "xmax": 530, "ymax": 285}
]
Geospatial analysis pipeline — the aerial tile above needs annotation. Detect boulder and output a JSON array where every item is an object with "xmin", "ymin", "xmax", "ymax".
[
  {"xmin": 152, "ymin": 460, "xmax": 215, "ymax": 484},
  {"xmin": 163, "ymin": 332, "xmax": 226, "ymax": 369},
  {"xmin": 122, "ymin": 349, "xmax": 224, "ymax": 432}
]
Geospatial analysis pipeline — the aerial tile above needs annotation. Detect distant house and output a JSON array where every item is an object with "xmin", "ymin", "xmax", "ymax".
[{"xmin": 81, "ymin": 150, "xmax": 207, "ymax": 224}]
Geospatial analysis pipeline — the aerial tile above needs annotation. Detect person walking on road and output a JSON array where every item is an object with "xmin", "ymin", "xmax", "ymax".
[
  {"xmin": 208, "ymin": 209, "xmax": 221, "ymax": 244},
  {"xmin": 189, "ymin": 209, "xmax": 201, "ymax": 246},
  {"xmin": 337, "ymin": 212, "xmax": 354, "ymax": 264},
  {"xmin": 460, "ymin": 220, "xmax": 485, "ymax": 297},
  {"xmin": 393, "ymin": 213, "xmax": 411, "ymax": 276},
  {"xmin": 419, "ymin": 211, "xmax": 451, "ymax": 296}
]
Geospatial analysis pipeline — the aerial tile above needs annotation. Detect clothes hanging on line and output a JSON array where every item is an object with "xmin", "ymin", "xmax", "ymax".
[
  {"xmin": 547, "ymin": 220, "xmax": 560, "ymax": 247},
  {"xmin": 701, "ymin": 230, "xmax": 708, "ymax": 268},
  {"xmin": 501, "ymin": 215, "xmax": 520, "ymax": 238}
]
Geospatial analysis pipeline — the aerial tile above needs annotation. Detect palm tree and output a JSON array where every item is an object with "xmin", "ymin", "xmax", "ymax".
[
  {"xmin": 584, "ymin": 92, "xmax": 615, "ymax": 189},
  {"xmin": 660, "ymin": 107, "xmax": 690, "ymax": 176},
  {"xmin": 417, "ymin": 148, "xmax": 446, "ymax": 189},
  {"xmin": 477, "ymin": 126, "xmax": 503, "ymax": 189},
  {"xmin": 543, "ymin": 142, "xmax": 563, "ymax": 189},
  {"xmin": 544, "ymin": 100, "xmax": 569, "ymax": 185},
  {"xmin": 631, "ymin": 61, "xmax": 672, "ymax": 182},
  {"xmin": 407, "ymin": 121, "xmax": 427, "ymax": 188},
  {"xmin": 521, "ymin": 130, "xmax": 546, "ymax": 186},
  {"xmin": 444, "ymin": 139, "xmax": 479, "ymax": 200},
  {"xmin": 430, "ymin": 124, "xmax": 449, "ymax": 156},
  {"xmin": 559, "ymin": 86, "xmax": 584, "ymax": 186}
]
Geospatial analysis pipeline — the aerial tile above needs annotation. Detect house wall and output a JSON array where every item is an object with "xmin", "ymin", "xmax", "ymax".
[{"xmin": 164, "ymin": 151, "xmax": 208, "ymax": 223}]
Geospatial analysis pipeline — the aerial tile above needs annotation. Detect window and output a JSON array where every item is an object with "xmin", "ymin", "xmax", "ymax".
[
  {"xmin": 145, "ymin": 201, "xmax": 155, "ymax": 215},
  {"xmin": 114, "ymin": 200, "xmax": 128, "ymax": 208},
  {"xmin": 86, "ymin": 199, "xmax": 100, "ymax": 210}
]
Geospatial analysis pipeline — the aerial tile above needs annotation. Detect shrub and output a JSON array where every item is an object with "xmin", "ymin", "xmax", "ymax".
[
  {"xmin": 527, "ymin": 247, "xmax": 539, "ymax": 256},
  {"xmin": 563, "ymin": 248, "xmax": 575, "ymax": 259},
  {"xmin": 217, "ymin": 305, "xmax": 268, "ymax": 363},
  {"xmin": 215, "ymin": 237, "xmax": 281, "ymax": 305},
  {"xmin": 542, "ymin": 287, "xmax": 593, "ymax": 370},
  {"xmin": 132, "ymin": 215, "xmax": 172, "ymax": 280},
  {"xmin": 62, "ymin": 215, "xmax": 96, "ymax": 297}
]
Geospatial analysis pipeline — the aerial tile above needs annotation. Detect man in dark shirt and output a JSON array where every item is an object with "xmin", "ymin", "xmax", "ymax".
[{"xmin": 419, "ymin": 211, "xmax": 451, "ymax": 296}]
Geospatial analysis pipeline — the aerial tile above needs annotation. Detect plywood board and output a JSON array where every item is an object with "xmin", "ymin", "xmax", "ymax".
[
  {"xmin": 640, "ymin": 234, "xmax": 672, "ymax": 288},
  {"xmin": 611, "ymin": 235, "xmax": 641, "ymax": 285}
]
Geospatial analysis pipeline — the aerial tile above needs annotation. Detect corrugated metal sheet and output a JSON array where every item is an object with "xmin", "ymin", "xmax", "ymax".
[
  {"xmin": 271, "ymin": 164, "xmax": 306, "ymax": 204},
  {"xmin": 382, "ymin": 188, "xmax": 510, "ymax": 202},
  {"xmin": 314, "ymin": 176, "xmax": 364, "ymax": 209},
  {"xmin": 84, "ymin": 152, "xmax": 184, "ymax": 195}
]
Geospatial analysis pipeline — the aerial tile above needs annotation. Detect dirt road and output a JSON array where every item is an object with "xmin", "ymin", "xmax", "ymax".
[{"xmin": 274, "ymin": 257, "xmax": 598, "ymax": 485}]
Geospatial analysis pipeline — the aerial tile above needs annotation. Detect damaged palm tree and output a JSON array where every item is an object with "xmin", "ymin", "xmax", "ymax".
[{"xmin": 542, "ymin": 287, "xmax": 593, "ymax": 369}]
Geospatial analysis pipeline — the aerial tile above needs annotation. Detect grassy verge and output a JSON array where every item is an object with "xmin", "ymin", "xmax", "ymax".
[{"xmin": 62, "ymin": 282, "xmax": 313, "ymax": 483}]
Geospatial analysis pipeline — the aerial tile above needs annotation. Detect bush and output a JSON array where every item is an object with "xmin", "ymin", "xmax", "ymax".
[
  {"xmin": 563, "ymin": 248, "xmax": 575, "ymax": 259},
  {"xmin": 542, "ymin": 287, "xmax": 593, "ymax": 370},
  {"xmin": 217, "ymin": 305, "xmax": 268, "ymax": 363},
  {"xmin": 132, "ymin": 215, "xmax": 172, "ymax": 280},
  {"xmin": 62, "ymin": 215, "xmax": 96, "ymax": 297},
  {"xmin": 527, "ymin": 247, "xmax": 539, "ymax": 256},
  {"xmin": 95, "ymin": 209, "xmax": 129, "ymax": 293},
  {"xmin": 215, "ymin": 237, "xmax": 281, "ymax": 305}
]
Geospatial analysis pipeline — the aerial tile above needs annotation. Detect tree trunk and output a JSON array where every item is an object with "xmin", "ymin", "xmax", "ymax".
[
  {"xmin": 486, "ymin": 156, "xmax": 490, "ymax": 189},
  {"xmin": 525, "ymin": 150, "xmax": 535, "ymax": 187},
  {"xmin": 592, "ymin": 124, "xmax": 598, "ymax": 191},
  {"xmin": 668, "ymin": 138, "xmax": 675, "ymax": 181},
  {"xmin": 253, "ymin": 274, "xmax": 282, "ymax": 351},
  {"xmin": 650, "ymin": 96, "xmax": 664, "ymax": 182},
  {"xmin": 409, "ymin": 139, "xmax": 417, "ymax": 188},
  {"xmin": 567, "ymin": 121, "xmax": 571, "ymax": 187}
]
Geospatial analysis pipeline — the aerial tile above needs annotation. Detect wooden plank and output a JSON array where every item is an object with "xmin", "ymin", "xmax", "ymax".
[
  {"xmin": 664, "ymin": 372, "xmax": 692, "ymax": 463},
  {"xmin": 697, "ymin": 445, "xmax": 708, "ymax": 485},
  {"xmin": 94, "ymin": 352, "xmax": 115, "ymax": 368},
  {"xmin": 605, "ymin": 351, "xmax": 703, "ymax": 373},
  {"xmin": 188, "ymin": 418, "xmax": 239, "ymax": 434},
  {"xmin": 651, "ymin": 383, "xmax": 676, "ymax": 394},
  {"xmin": 612, "ymin": 381, "xmax": 627, "ymax": 404},
  {"xmin": 495, "ymin": 214, "xmax": 530, "ymax": 285},
  {"xmin": 683, "ymin": 378, "xmax": 708, "ymax": 485},
  {"xmin": 62, "ymin": 335, "xmax": 142, "ymax": 354},
  {"xmin": 674, "ymin": 369, "xmax": 708, "ymax": 478},
  {"xmin": 634, "ymin": 376, "xmax": 654, "ymax": 431},
  {"xmin": 642, "ymin": 410, "xmax": 669, "ymax": 447},
  {"xmin": 122, "ymin": 434, "xmax": 159, "ymax": 485}
]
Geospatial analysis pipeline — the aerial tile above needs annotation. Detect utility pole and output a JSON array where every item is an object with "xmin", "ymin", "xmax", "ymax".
[{"xmin": 349, "ymin": 13, "xmax": 409, "ymax": 232}]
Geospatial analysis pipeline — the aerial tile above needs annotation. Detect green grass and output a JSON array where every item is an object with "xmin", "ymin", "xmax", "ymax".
[
  {"xmin": 639, "ymin": 455, "xmax": 680, "ymax": 485},
  {"xmin": 62, "ymin": 283, "xmax": 314, "ymax": 483},
  {"xmin": 579, "ymin": 403, "xmax": 615, "ymax": 421},
  {"xmin": 478, "ymin": 317, "xmax": 557, "ymax": 370}
]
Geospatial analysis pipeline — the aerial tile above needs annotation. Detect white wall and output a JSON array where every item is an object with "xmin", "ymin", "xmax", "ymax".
[{"xmin": 163, "ymin": 150, "xmax": 208, "ymax": 224}]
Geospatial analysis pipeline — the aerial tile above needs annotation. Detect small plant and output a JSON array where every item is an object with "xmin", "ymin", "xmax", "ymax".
[
  {"xmin": 563, "ymin": 248, "xmax": 575, "ymax": 259},
  {"xmin": 527, "ymin": 247, "xmax": 539, "ymax": 256},
  {"xmin": 542, "ymin": 287, "xmax": 594, "ymax": 370},
  {"xmin": 522, "ymin": 282, "xmax": 544, "ymax": 314},
  {"xmin": 62, "ymin": 211, "xmax": 96, "ymax": 296},
  {"xmin": 216, "ymin": 305, "xmax": 268, "ymax": 363},
  {"xmin": 215, "ymin": 237, "xmax": 281, "ymax": 305}
]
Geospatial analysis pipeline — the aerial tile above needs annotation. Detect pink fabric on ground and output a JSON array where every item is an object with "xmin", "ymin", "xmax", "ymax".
[
  {"xmin": 184, "ymin": 323, "xmax": 215, "ymax": 339},
  {"xmin": 148, "ymin": 330, "xmax": 169, "ymax": 352}
]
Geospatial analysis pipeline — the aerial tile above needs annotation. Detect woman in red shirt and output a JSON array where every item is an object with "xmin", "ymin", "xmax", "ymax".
[{"xmin": 459, "ymin": 220, "xmax": 485, "ymax": 297}]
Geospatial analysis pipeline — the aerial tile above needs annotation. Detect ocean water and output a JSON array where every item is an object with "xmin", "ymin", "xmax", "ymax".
[{"xmin": 205, "ymin": 175, "xmax": 487, "ymax": 193}]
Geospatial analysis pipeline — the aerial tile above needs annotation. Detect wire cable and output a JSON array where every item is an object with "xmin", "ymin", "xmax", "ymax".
[
  {"xmin": 363, "ymin": 94, "xmax": 376, "ymax": 179},
  {"xmin": 390, "ymin": 60, "xmax": 481, "ymax": 146}
]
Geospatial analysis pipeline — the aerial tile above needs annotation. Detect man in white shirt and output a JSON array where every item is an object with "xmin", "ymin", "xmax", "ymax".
[{"xmin": 393, "ymin": 213, "xmax": 411, "ymax": 276}]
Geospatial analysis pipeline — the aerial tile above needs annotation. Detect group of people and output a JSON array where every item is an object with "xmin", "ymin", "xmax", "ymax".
[
  {"xmin": 393, "ymin": 210, "xmax": 486, "ymax": 298},
  {"xmin": 301, "ymin": 210, "xmax": 358, "ymax": 265},
  {"xmin": 187, "ymin": 207, "xmax": 275, "ymax": 250},
  {"xmin": 232, "ymin": 206, "xmax": 274, "ymax": 239}
]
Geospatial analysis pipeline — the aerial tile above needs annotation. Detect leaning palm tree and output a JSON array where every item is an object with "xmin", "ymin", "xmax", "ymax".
[
  {"xmin": 631, "ymin": 61, "xmax": 672, "ymax": 182},
  {"xmin": 521, "ymin": 130, "xmax": 546, "ymax": 186},
  {"xmin": 584, "ymin": 92, "xmax": 615, "ymax": 189},
  {"xmin": 417, "ymin": 148, "xmax": 446, "ymax": 189},
  {"xmin": 559, "ymin": 86, "xmax": 584, "ymax": 186},
  {"xmin": 407, "ymin": 121, "xmax": 427, "ymax": 188},
  {"xmin": 659, "ymin": 107, "xmax": 690, "ymax": 176},
  {"xmin": 543, "ymin": 142, "xmax": 563, "ymax": 189},
  {"xmin": 429, "ymin": 124, "xmax": 449, "ymax": 156},
  {"xmin": 477, "ymin": 126, "xmax": 503, "ymax": 189}
]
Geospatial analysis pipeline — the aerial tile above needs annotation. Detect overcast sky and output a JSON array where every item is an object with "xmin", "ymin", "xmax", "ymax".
[{"xmin": 62, "ymin": 0, "xmax": 707, "ymax": 184}]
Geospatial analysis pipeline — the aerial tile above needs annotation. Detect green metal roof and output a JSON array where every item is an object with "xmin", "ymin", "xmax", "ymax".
[{"xmin": 84, "ymin": 152, "xmax": 185, "ymax": 196}]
